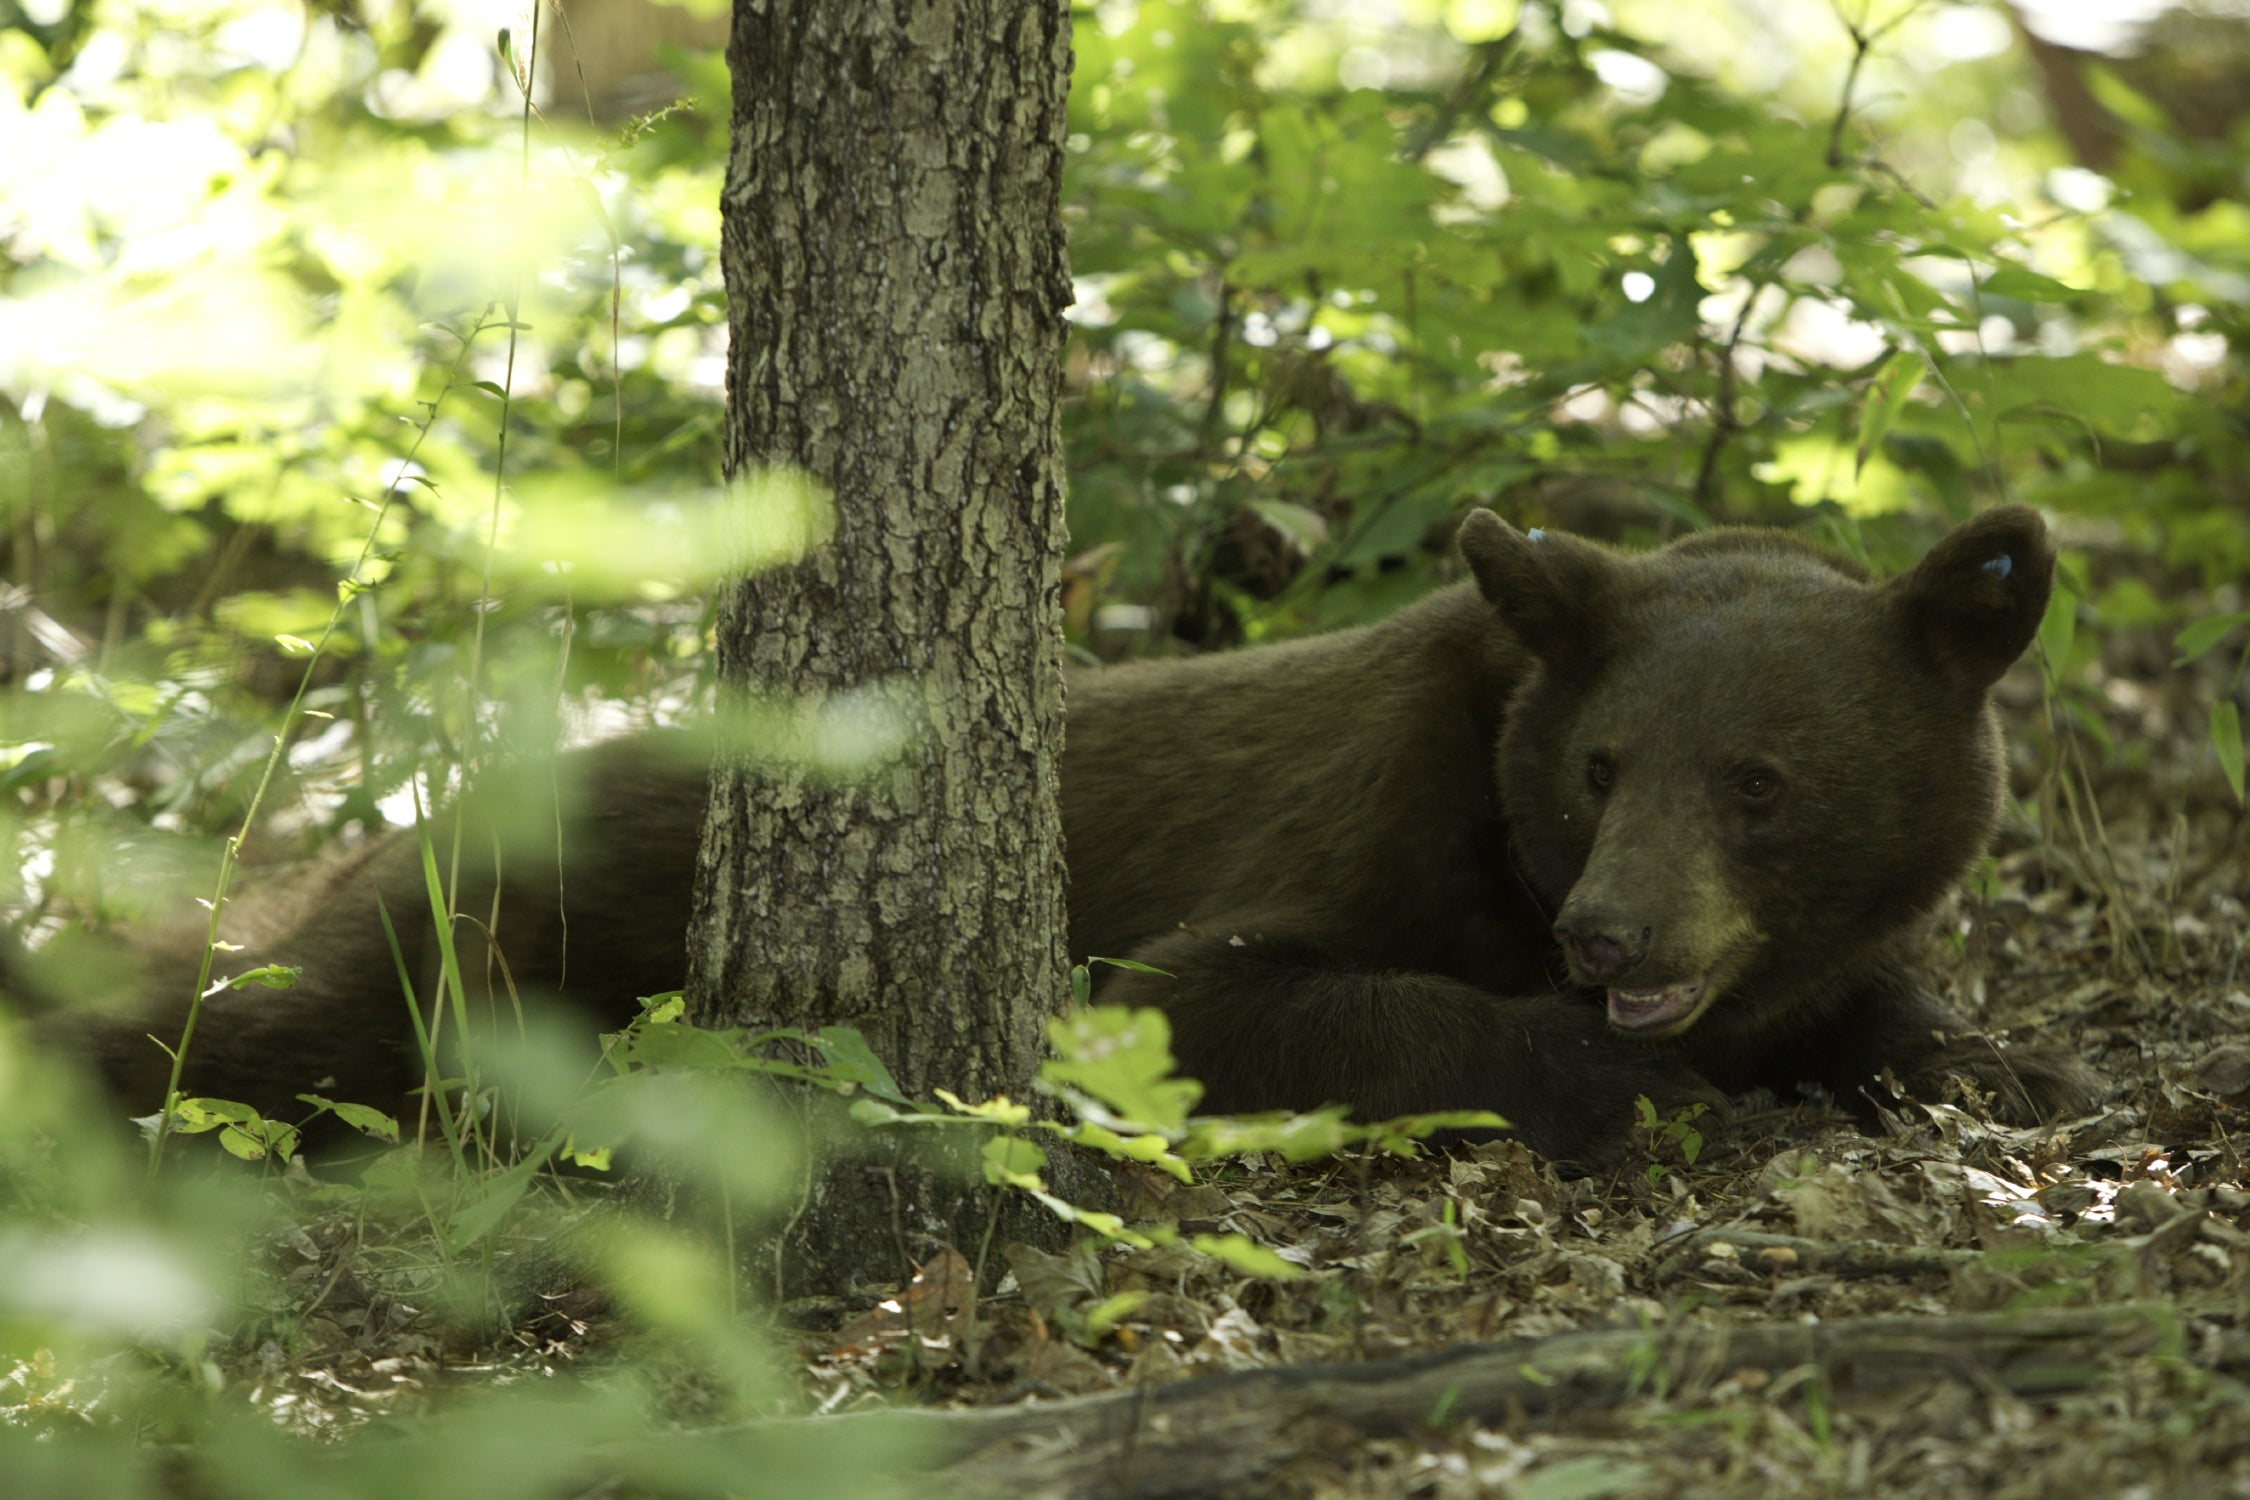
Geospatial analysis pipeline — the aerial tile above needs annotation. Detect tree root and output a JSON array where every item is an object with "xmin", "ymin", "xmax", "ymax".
[{"xmin": 709, "ymin": 1303, "xmax": 2183, "ymax": 1499}]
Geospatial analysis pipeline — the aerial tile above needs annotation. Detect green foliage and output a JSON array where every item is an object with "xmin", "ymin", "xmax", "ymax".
[
  {"xmin": 1068, "ymin": 3, "xmax": 2241, "ymax": 646},
  {"xmin": 157, "ymin": 1095, "xmax": 301, "ymax": 1163},
  {"xmin": 0, "ymin": 966, "xmax": 1401, "ymax": 1476},
  {"xmin": 7, "ymin": 0, "xmax": 2245, "ymax": 902},
  {"xmin": 2211, "ymin": 701, "xmax": 2246, "ymax": 805},
  {"xmin": 1399, "ymin": 1194, "xmax": 1475, "ymax": 1279},
  {"xmin": 6, "ymin": 0, "xmax": 2250, "ymax": 1489},
  {"xmin": 2173, "ymin": 615, "xmax": 2250, "ymax": 804},
  {"xmin": 1635, "ymin": 1095, "xmax": 1708, "ymax": 1185},
  {"xmin": 1044, "ymin": 1000, "xmax": 1205, "ymax": 1132},
  {"xmin": 839, "ymin": 981, "xmax": 1493, "ymax": 1245}
]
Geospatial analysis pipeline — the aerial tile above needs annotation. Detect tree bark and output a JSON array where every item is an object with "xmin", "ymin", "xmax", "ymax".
[{"xmin": 695, "ymin": 1, "xmax": 1078, "ymax": 1296}]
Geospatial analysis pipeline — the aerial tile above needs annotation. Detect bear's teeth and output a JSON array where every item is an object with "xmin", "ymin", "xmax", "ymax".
[{"xmin": 1606, "ymin": 980, "xmax": 1705, "ymax": 1031}]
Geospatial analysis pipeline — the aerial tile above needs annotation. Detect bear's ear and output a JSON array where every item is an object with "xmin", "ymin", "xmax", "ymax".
[
  {"xmin": 1887, "ymin": 504, "xmax": 2055, "ymax": 693},
  {"xmin": 1457, "ymin": 510, "xmax": 1620, "ymax": 660}
]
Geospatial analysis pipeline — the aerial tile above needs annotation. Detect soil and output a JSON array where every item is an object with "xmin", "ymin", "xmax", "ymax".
[{"xmin": 19, "ymin": 612, "xmax": 2248, "ymax": 1500}]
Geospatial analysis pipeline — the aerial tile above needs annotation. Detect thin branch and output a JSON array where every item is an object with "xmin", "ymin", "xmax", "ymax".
[
  {"xmin": 1691, "ymin": 286, "xmax": 1761, "ymax": 509},
  {"xmin": 1403, "ymin": 36, "xmax": 1515, "ymax": 164},
  {"xmin": 1824, "ymin": 0, "xmax": 1930, "ymax": 195}
]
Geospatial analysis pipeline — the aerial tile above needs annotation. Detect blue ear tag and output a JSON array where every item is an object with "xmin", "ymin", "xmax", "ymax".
[
  {"xmin": 1527, "ymin": 528, "xmax": 1546, "ymax": 543},
  {"xmin": 1979, "ymin": 554, "xmax": 2013, "ymax": 580}
]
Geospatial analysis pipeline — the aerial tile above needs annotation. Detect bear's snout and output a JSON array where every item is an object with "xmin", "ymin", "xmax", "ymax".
[{"xmin": 1553, "ymin": 908, "xmax": 1651, "ymax": 983}]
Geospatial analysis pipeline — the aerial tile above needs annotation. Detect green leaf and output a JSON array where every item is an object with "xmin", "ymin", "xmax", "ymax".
[
  {"xmin": 1247, "ymin": 499, "xmax": 1330, "ymax": 555},
  {"xmin": 170, "ymin": 1098, "xmax": 297, "ymax": 1162},
  {"xmin": 1190, "ymin": 1232, "xmax": 1302, "ymax": 1280},
  {"xmin": 1087, "ymin": 955, "xmax": 1173, "ymax": 977},
  {"xmin": 1081, "ymin": 1290, "xmax": 1150, "ymax": 1341},
  {"xmin": 2214, "ymin": 701, "xmax": 2245, "ymax": 806},
  {"xmin": 297, "ymin": 1094, "xmax": 401, "ymax": 1143},
  {"xmin": 170, "ymin": 1097, "xmax": 262, "ymax": 1135},
  {"xmin": 565, "ymin": 1143, "xmax": 614, "ymax": 1171},
  {"xmin": 1855, "ymin": 351, "xmax": 1925, "ymax": 477},
  {"xmin": 2174, "ymin": 611, "xmax": 2250, "ymax": 666},
  {"xmin": 223, "ymin": 963, "xmax": 300, "ymax": 991},
  {"xmin": 1043, "ymin": 1006, "xmax": 1202, "ymax": 1132},
  {"xmin": 1976, "ymin": 265, "xmax": 2083, "ymax": 305},
  {"xmin": 1517, "ymin": 1456, "xmax": 1654, "ymax": 1500},
  {"xmin": 981, "ymin": 1134, "xmax": 1048, "ymax": 1188},
  {"xmin": 936, "ymin": 1088, "xmax": 1033, "ymax": 1126},
  {"xmin": 638, "ymin": 993, "xmax": 687, "ymax": 1023},
  {"xmin": 274, "ymin": 634, "xmax": 315, "ymax": 657},
  {"xmin": 1062, "ymin": 1121, "xmax": 1194, "ymax": 1181},
  {"xmin": 846, "ymin": 1097, "xmax": 912, "ymax": 1127},
  {"xmin": 446, "ymin": 1153, "xmax": 544, "ymax": 1254},
  {"xmin": 1024, "ymin": 1189, "xmax": 1154, "ymax": 1248},
  {"xmin": 2037, "ymin": 586, "xmax": 2077, "ymax": 676},
  {"xmin": 812, "ymin": 1026, "xmax": 911, "ymax": 1104},
  {"xmin": 608, "ymin": 1019, "xmax": 744, "ymax": 1070},
  {"xmin": 217, "ymin": 1124, "xmax": 273, "ymax": 1161},
  {"xmin": 1985, "ymin": 354, "xmax": 2177, "ymax": 435},
  {"xmin": 1181, "ymin": 1106, "xmax": 1353, "ymax": 1162},
  {"xmin": 1359, "ymin": 1109, "xmax": 1508, "ymax": 1156},
  {"xmin": 2084, "ymin": 63, "xmax": 2170, "ymax": 132}
]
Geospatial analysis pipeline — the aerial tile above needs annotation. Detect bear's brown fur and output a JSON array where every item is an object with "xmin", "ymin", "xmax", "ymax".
[
  {"xmin": 35, "ymin": 506, "xmax": 2100, "ymax": 1162},
  {"xmin": 1070, "ymin": 505, "xmax": 2098, "ymax": 1157},
  {"xmin": 53, "ymin": 737, "xmax": 708, "ymax": 1130}
]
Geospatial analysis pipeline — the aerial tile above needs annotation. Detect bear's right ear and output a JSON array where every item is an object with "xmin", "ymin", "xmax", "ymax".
[
  {"xmin": 1887, "ymin": 504, "xmax": 2056, "ymax": 694},
  {"xmin": 1457, "ymin": 510, "xmax": 1618, "ymax": 660}
]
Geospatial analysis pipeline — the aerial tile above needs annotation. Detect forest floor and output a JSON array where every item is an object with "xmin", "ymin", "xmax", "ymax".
[
  {"xmin": 779, "ymin": 635, "xmax": 2250, "ymax": 1496},
  {"xmin": 247, "ymin": 660, "xmax": 2248, "ymax": 1496},
  {"xmin": 18, "ymin": 618, "xmax": 2247, "ymax": 1500}
]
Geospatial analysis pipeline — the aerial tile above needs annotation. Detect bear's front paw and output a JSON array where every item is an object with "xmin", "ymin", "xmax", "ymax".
[
  {"xmin": 1906, "ymin": 1037, "xmax": 2104, "ymax": 1125},
  {"xmin": 1513, "ymin": 1059, "xmax": 1732, "ymax": 1171}
]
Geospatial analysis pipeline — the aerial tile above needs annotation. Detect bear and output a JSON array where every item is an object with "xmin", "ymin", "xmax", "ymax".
[
  {"xmin": 1069, "ymin": 503, "xmax": 2101, "ymax": 1160},
  {"xmin": 37, "ymin": 735, "xmax": 709, "ymax": 1136},
  {"xmin": 31, "ymin": 505, "xmax": 2100, "ymax": 1163}
]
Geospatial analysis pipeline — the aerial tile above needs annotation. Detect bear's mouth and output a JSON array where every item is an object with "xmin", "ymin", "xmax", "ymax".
[{"xmin": 1606, "ymin": 979, "xmax": 1708, "ymax": 1035}]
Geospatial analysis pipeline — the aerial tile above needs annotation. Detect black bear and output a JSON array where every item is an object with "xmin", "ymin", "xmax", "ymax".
[
  {"xmin": 1065, "ymin": 503, "xmax": 2098, "ymax": 1158},
  {"xmin": 42, "ymin": 506, "xmax": 2099, "ymax": 1162}
]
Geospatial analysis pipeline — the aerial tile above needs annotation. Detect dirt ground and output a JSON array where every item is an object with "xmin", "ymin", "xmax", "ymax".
[
  {"xmin": 793, "ymin": 619, "xmax": 2250, "ymax": 1495},
  {"xmin": 156, "ymin": 604, "xmax": 2250, "ymax": 1499}
]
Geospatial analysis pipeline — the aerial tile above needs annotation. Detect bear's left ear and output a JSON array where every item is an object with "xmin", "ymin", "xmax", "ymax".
[
  {"xmin": 1457, "ymin": 509, "xmax": 1622, "ymax": 663},
  {"xmin": 1887, "ymin": 504, "xmax": 2056, "ymax": 693}
]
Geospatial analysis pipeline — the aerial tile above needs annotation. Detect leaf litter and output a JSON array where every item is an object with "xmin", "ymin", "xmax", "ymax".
[
  {"xmin": 783, "ymin": 606, "xmax": 2250, "ymax": 1496},
  {"xmin": 82, "ymin": 592, "xmax": 2248, "ymax": 1499}
]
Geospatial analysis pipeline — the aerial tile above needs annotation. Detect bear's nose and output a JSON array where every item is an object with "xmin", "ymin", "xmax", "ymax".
[{"xmin": 1554, "ymin": 917, "xmax": 1651, "ymax": 983}]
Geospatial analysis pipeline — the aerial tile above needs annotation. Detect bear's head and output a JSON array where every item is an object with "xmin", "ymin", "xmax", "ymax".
[{"xmin": 1457, "ymin": 506, "xmax": 2055, "ymax": 1048}]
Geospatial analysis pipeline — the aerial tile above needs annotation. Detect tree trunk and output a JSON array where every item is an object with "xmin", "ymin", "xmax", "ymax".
[{"xmin": 695, "ymin": 0, "xmax": 1078, "ymax": 1297}]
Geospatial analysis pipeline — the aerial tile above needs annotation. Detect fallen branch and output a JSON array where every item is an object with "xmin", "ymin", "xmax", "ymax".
[
  {"xmin": 711, "ymin": 1304, "xmax": 2180, "ymax": 1499},
  {"xmin": 1652, "ymin": 1227, "xmax": 1982, "ymax": 1283}
]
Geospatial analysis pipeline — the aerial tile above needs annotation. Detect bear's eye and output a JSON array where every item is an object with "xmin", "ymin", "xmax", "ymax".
[
  {"xmin": 1737, "ymin": 770, "xmax": 1781, "ymax": 802},
  {"xmin": 1586, "ymin": 753, "xmax": 1616, "ymax": 793}
]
